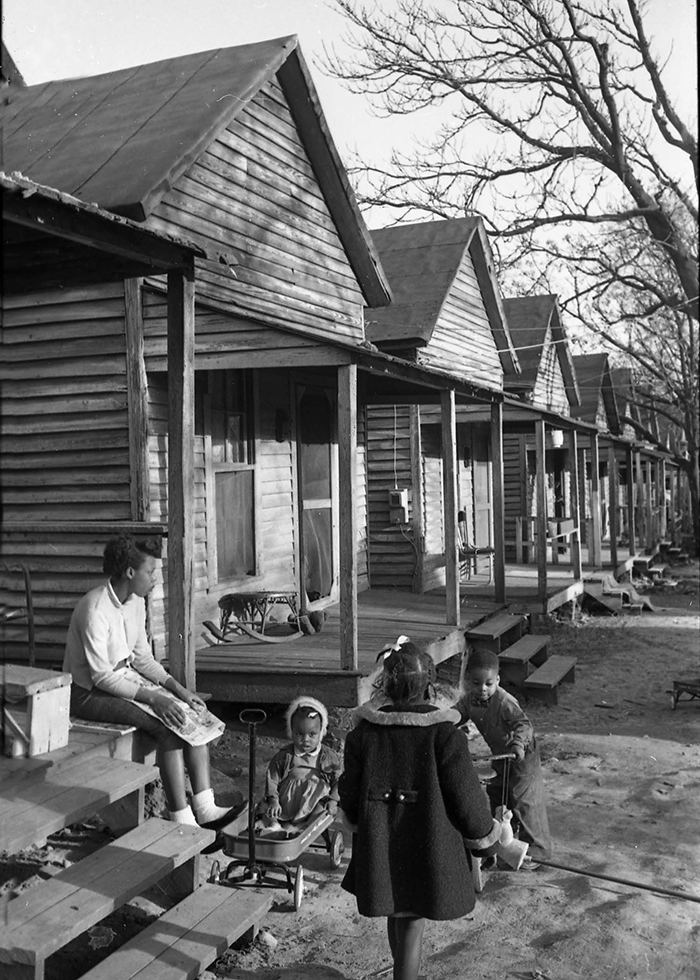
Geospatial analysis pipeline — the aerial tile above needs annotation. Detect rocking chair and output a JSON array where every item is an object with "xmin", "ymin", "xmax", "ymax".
[{"xmin": 458, "ymin": 510, "xmax": 495, "ymax": 584}]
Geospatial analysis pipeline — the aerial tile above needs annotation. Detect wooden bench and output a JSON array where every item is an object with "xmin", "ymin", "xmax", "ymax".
[
  {"xmin": 0, "ymin": 756, "xmax": 160, "ymax": 854},
  {"xmin": 0, "ymin": 817, "xmax": 214, "ymax": 980},
  {"xmin": 79, "ymin": 884, "xmax": 273, "ymax": 980},
  {"xmin": 498, "ymin": 634, "xmax": 550, "ymax": 686},
  {"xmin": 523, "ymin": 655, "xmax": 577, "ymax": 705},
  {"xmin": 465, "ymin": 612, "xmax": 528, "ymax": 655}
]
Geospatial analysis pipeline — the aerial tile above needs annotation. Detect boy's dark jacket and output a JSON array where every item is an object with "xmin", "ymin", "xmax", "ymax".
[{"xmin": 339, "ymin": 701, "xmax": 499, "ymax": 919}]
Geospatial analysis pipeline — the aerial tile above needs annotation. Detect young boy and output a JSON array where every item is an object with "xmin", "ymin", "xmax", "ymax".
[{"xmin": 454, "ymin": 648, "xmax": 552, "ymax": 862}]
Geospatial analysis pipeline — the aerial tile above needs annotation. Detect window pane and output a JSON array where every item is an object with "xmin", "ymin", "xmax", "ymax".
[
  {"xmin": 216, "ymin": 470, "xmax": 255, "ymax": 578},
  {"xmin": 303, "ymin": 508, "xmax": 333, "ymax": 598}
]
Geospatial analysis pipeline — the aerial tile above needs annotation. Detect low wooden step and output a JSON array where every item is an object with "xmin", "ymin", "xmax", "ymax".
[
  {"xmin": 498, "ymin": 634, "xmax": 550, "ymax": 686},
  {"xmin": 0, "ymin": 818, "xmax": 214, "ymax": 980},
  {"xmin": 0, "ymin": 722, "xmax": 154, "ymax": 783},
  {"xmin": 465, "ymin": 612, "xmax": 528, "ymax": 654},
  {"xmin": 648, "ymin": 564, "xmax": 668, "ymax": 577},
  {"xmin": 0, "ymin": 755, "xmax": 160, "ymax": 854},
  {"xmin": 523, "ymin": 655, "xmax": 577, "ymax": 705},
  {"xmin": 79, "ymin": 884, "xmax": 273, "ymax": 980}
]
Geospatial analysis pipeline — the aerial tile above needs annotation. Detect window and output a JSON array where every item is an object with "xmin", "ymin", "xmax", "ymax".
[{"xmin": 206, "ymin": 371, "xmax": 256, "ymax": 582}]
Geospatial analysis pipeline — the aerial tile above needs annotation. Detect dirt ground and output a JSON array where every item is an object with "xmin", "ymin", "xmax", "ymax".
[{"xmin": 3, "ymin": 563, "xmax": 699, "ymax": 980}]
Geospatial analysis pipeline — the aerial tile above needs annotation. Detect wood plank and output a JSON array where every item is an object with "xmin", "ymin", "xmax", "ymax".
[
  {"xmin": 523, "ymin": 655, "xmax": 577, "ymax": 689},
  {"xmin": 167, "ymin": 269, "xmax": 196, "ymax": 689},
  {"xmin": 491, "ymin": 400, "xmax": 506, "ymax": 603},
  {"xmin": 589, "ymin": 433, "xmax": 602, "ymax": 567},
  {"xmin": 125, "ymin": 278, "xmax": 150, "ymax": 521},
  {"xmin": 441, "ymin": 390, "xmax": 460, "ymax": 626},
  {"xmin": 535, "ymin": 420, "xmax": 548, "ymax": 607},
  {"xmin": 0, "ymin": 819, "xmax": 214, "ymax": 965},
  {"xmin": 0, "ymin": 757, "xmax": 160, "ymax": 854},
  {"xmin": 78, "ymin": 885, "xmax": 272, "ymax": 980},
  {"xmin": 338, "ymin": 364, "xmax": 358, "ymax": 670}
]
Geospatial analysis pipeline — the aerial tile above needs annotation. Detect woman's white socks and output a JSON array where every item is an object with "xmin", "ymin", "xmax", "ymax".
[
  {"xmin": 191, "ymin": 787, "xmax": 230, "ymax": 823},
  {"xmin": 169, "ymin": 805, "xmax": 197, "ymax": 825}
]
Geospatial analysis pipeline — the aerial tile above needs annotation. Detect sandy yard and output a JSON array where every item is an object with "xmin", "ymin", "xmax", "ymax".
[{"xmin": 3, "ymin": 563, "xmax": 699, "ymax": 980}]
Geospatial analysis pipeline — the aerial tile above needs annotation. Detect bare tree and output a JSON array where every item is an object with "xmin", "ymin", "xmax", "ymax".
[{"xmin": 325, "ymin": 0, "xmax": 698, "ymax": 543}]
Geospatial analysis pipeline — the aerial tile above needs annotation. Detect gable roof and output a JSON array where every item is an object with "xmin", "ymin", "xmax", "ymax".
[
  {"xmin": 502, "ymin": 294, "xmax": 580, "ymax": 408},
  {"xmin": 572, "ymin": 353, "xmax": 620, "ymax": 433},
  {"xmin": 366, "ymin": 217, "xmax": 518, "ymax": 374},
  {"xmin": 0, "ymin": 37, "xmax": 390, "ymax": 307}
]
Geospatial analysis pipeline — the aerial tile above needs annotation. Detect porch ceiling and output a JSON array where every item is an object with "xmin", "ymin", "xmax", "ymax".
[{"xmin": 2, "ymin": 173, "xmax": 203, "ymax": 293}]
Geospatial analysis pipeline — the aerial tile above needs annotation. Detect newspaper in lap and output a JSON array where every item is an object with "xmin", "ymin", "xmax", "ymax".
[{"xmin": 121, "ymin": 669, "xmax": 225, "ymax": 746}]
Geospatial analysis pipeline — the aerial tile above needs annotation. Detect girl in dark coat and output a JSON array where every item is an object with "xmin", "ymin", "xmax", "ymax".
[{"xmin": 339, "ymin": 641, "xmax": 500, "ymax": 980}]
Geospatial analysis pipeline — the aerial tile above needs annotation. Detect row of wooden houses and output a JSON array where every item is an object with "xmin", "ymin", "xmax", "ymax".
[{"xmin": 1, "ymin": 37, "xmax": 690, "ymax": 708}]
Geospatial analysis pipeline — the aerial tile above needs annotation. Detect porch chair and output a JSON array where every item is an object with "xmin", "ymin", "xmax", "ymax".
[{"xmin": 458, "ymin": 510, "xmax": 495, "ymax": 584}]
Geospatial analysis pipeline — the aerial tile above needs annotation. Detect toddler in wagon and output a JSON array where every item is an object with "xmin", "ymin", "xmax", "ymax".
[{"xmin": 260, "ymin": 696, "xmax": 342, "ymax": 832}]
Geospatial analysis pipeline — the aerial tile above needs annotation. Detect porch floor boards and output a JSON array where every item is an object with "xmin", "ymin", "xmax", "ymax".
[{"xmin": 196, "ymin": 588, "xmax": 497, "ymax": 675}]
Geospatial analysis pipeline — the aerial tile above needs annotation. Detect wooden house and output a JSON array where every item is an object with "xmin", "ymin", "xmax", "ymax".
[
  {"xmin": 1, "ymin": 172, "xmax": 203, "ymax": 672},
  {"xmin": 362, "ymin": 217, "xmax": 519, "ymax": 598},
  {"xmin": 499, "ymin": 295, "xmax": 581, "ymax": 563},
  {"xmin": 1, "ymin": 39, "xmax": 502, "ymax": 704},
  {"xmin": 609, "ymin": 367, "xmax": 684, "ymax": 553}
]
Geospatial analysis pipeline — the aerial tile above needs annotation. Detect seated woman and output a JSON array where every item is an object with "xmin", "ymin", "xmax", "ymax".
[
  {"xmin": 63, "ymin": 533, "xmax": 234, "ymax": 828},
  {"xmin": 260, "ymin": 696, "xmax": 341, "ymax": 834}
]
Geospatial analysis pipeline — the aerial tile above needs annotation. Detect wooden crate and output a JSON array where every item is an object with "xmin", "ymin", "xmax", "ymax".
[{"xmin": 1, "ymin": 664, "xmax": 71, "ymax": 757}]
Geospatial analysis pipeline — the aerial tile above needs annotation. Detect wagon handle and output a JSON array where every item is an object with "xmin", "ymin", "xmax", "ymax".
[{"xmin": 239, "ymin": 708, "xmax": 267, "ymax": 875}]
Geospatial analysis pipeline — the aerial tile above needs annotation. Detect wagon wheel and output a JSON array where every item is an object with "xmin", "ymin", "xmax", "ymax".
[
  {"xmin": 472, "ymin": 856, "xmax": 484, "ymax": 894},
  {"xmin": 294, "ymin": 865, "xmax": 304, "ymax": 911},
  {"xmin": 329, "ymin": 830, "xmax": 344, "ymax": 869}
]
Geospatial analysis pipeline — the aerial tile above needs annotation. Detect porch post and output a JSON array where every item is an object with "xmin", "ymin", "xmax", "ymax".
[
  {"xmin": 627, "ymin": 445, "xmax": 636, "ymax": 557},
  {"xmin": 589, "ymin": 433, "xmax": 602, "ymax": 568},
  {"xmin": 635, "ymin": 449, "xmax": 644, "ymax": 550},
  {"xmin": 577, "ymin": 444, "xmax": 587, "ymax": 562},
  {"xmin": 535, "ymin": 419, "xmax": 548, "ymax": 609},
  {"xmin": 338, "ymin": 364, "xmax": 358, "ymax": 671},
  {"xmin": 568, "ymin": 429, "xmax": 582, "ymax": 581},
  {"xmin": 659, "ymin": 457, "xmax": 667, "ymax": 541},
  {"xmin": 644, "ymin": 458, "xmax": 653, "ymax": 550},
  {"xmin": 167, "ymin": 266, "xmax": 196, "ymax": 689},
  {"xmin": 441, "ymin": 389, "xmax": 460, "ymax": 626},
  {"xmin": 491, "ymin": 400, "xmax": 506, "ymax": 605},
  {"xmin": 608, "ymin": 444, "xmax": 619, "ymax": 569},
  {"xmin": 669, "ymin": 463, "xmax": 677, "ymax": 540}
]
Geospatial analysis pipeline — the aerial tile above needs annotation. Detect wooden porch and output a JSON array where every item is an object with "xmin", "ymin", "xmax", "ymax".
[{"xmin": 191, "ymin": 588, "xmax": 500, "ymax": 707}]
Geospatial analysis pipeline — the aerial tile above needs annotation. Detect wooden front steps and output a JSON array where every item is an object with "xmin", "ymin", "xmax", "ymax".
[
  {"xmin": 465, "ymin": 612, "xmax": 528, "ymax": 654},
  {"xmin": 79, "ymin": 884, "xmax": 272, "ymax": 980},
  {"xmin": 523, "ymin": 656, "xmax": 577, "ymax": 704},
  {"xmin": 498, "ymin": 634, "xmax": 549, "ymax": 686},
  {"xmin": 0, "ymin": 755, "xmax": 160, "ymax": 854},
  {"xmin": 465, "ymin": 608, "xmax": 576, "ymax": 705},
  {"xmin": 0, "ymin": 818, "xmax": 215, "ymax": 980}
]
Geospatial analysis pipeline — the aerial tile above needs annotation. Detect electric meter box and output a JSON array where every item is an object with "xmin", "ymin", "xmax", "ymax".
[{"xmin": 388, "ymin": 488, "xmax": 408, "ymax": 524}]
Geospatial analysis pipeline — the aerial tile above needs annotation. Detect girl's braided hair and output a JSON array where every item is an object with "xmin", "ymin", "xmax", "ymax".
[{"xmin": 382, "ymin": 641, "xmax": 436, "ymax": 703}]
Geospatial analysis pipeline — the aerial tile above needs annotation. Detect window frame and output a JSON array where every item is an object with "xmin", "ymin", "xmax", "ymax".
[{"xmin": 204, "ymin": 370, "xmax": 261, "ymax": 590}]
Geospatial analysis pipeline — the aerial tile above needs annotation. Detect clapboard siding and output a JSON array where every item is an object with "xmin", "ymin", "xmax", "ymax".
[
  {"xmin": 421, "ymin": 423, "xmax": 446, "ymax": 591},
  {"xmin": 503, "ymin": 434, "xmax": 526, "ymax": 561},
  {"xmin": 425, "ymin": 256, "xmax": 503, "ymax": 389},
  {"xmin": 0, "ymin": 284, "xmax": 131, "ymax": 527},
  {"xmin": 365, "ymin": 406, "xmax": 416, "ymax": 588},
  {"xmin": 532, "ymin": 326, "xmax": 569, "ymax": 414},
  {"xmin": 141, "ymin": 290, "xmax": 336, "ymax": 364},
  {"xmin": 357, "ymin": 409, "xmax": 369, "ymax": 591},
  {"xmin": 144, "ymin": 78, "xmax": 365, "ymax": 344}
]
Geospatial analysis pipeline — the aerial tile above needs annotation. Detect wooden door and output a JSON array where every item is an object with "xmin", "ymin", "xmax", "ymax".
[
  {"xmin": 296, "ymin": 384, "xmax": 334, "ymax": 600},
  {"xmin": 472, "ymin": 429, "xmax": 493, "ymax": 557}
]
